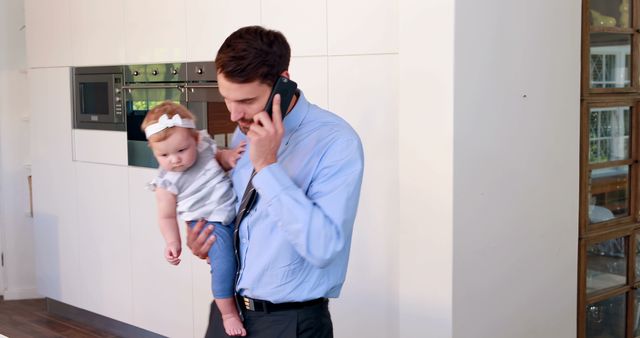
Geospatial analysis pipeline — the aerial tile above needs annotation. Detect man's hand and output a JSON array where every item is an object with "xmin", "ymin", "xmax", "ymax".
[
  {"xmin": 186, "ymin": 219, "xmax": 216, "ymax": 261},
  {"xmin": 247, "ymin": 94, "xmax": 284, "ymax": 172}
]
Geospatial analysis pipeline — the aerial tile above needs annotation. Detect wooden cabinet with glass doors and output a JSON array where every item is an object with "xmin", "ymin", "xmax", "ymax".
[{"xmin": 580, "ymin": 0, "xmax": 640, "ymax": 337}]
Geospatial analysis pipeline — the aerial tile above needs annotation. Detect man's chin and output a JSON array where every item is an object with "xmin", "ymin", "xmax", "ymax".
[{"xmin": 239, "ymin": 126, "xmax": 249, "ymax": 134}]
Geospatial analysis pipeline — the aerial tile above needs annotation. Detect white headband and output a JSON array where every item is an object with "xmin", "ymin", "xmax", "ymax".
[{"xmin": 145, "ymin": 114, "xmax": 196, "ymax": 138}]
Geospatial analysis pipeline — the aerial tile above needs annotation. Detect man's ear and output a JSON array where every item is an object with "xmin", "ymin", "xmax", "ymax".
[{"xmin": 280, "ymin": 70, "xmax": 290, "ymax": 79}]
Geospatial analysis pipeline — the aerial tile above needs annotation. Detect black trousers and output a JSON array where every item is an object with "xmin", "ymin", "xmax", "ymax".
[{"xmin": 204, "ymin": 299, "xmax": 333, "ymax": 338}]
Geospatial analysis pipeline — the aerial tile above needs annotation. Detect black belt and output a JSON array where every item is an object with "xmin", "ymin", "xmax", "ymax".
[{"xmin": 238, "ymin": 296, "xmax": 327, "ymax": 313}]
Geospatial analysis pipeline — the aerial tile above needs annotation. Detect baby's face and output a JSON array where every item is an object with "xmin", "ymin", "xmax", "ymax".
[{"xmin": 150, "ymin": 127, "xmax": 198, "ymax": 172}]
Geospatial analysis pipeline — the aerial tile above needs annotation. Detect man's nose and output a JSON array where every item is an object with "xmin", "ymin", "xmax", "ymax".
[{"xmin": 228, "ymin": 104, "xmax": 243, "ymax": 122}]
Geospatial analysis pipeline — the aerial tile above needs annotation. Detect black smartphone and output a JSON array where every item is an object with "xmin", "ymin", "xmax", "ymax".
[{"xmin": 264, "ymin": 76, "xmax": 298, "ymax": 118}]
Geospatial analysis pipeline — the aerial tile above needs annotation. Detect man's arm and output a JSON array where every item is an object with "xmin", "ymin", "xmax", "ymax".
[
  {"xmin": 248, "ymin": 94, "xmax": 364, "ymax": 267},
  {"xmin": 253, "ymin": 136, "xmax": 364, "ymax": 268}
]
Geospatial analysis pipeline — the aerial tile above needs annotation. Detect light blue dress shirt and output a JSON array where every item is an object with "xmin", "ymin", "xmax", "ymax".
[{"xmin": 229, "ymin": 91, "xmax": 364, "ymax": 303}]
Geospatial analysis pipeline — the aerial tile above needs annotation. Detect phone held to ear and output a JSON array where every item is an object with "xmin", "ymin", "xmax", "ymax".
[{"xmin": 264, "ymin": 76, "xmax": 298, "ymax": 118}]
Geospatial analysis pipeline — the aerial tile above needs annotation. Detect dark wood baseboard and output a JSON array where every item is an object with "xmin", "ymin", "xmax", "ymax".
[{"xmin": 46, "ymin": 298, "xmax": 165, "ymax": 338}]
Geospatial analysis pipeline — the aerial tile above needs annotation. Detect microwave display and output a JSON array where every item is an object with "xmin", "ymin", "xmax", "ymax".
[{"xmin": 79, "ymin": 82, "xmax": 109, "ymax": 115}]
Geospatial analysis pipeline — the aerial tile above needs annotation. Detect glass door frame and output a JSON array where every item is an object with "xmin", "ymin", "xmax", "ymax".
[
  {"xmin": 580, "ymin": 0, "xmax": 640, "ymax": 336},
  {"xmin": 582, "ymin": 0, "xmax": 640, "ymax": 96}
]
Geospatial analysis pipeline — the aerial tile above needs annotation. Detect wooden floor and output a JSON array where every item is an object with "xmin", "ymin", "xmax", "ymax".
[{"xmin": 0, "ymin": 298, "xmax": 120, "ymax": 338}]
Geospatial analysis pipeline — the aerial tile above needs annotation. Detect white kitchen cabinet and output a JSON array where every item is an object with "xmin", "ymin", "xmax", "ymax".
[
  {"xmin": 69, "ymin": 0, "xmax": 126, "ymax": 66},
  {"xmin": 28, "ymin": 67, "xmax": 81, "ymax": 306},
  {"xmin": 74, "ymin": 162, "xmax": 132, "ymax": 323},
  {"xmin": 289, "ymin": 56, "xmax": 328, "ymax": 108},
  {"xmin": 192, "ymin": 252, "xmax": 215, "ymax": 337},
  {"xmin": 128, "ymin": 166, "xmax": 195, "ymax": 337},
  {"xmin": 327, "ymin": 0, "xmax": 398, "ymax": 55},
  {"xmin": 328, "ymin": 54, "xmax": 398, "ymax": 338},
  {"xmin": 72, "ymin": 130, "xmax": 128, "ymax": 166},
  {"xmin": 24, "ymin": 0, "xmax": 72, "ymax": 67},
  {"xmin": 124, "ymin": 0, "xmax": 187, "ymax": 64},
  {"xmin": 262, "ymin": 0, "xmax": 327, "ymax": 57},
  {"xmin": 186, "ymin": 0, "xmax": 260, "ymax": 62}
]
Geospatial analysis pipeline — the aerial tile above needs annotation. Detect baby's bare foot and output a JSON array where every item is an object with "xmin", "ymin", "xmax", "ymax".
[{"xmin": 222, "ymin": 313, "xmax": 247, "ymax": 337}]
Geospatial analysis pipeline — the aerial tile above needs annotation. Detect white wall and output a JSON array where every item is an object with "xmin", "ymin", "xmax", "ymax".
[
  {"xmin": 452, "ymin": 1, "xmax": 580, "ymax": 338},
  {"xmin": 0, "ymin": 0, "xmax": 38, "ymax": 300},
  {"xmin": 398, "ymin": 0, "xmax": 454, "ymax": 337}
]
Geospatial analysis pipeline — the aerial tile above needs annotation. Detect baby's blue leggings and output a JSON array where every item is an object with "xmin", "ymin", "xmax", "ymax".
[{"xmin": 187, "ymin": 221, "xmax": 236, "ymax": 299}]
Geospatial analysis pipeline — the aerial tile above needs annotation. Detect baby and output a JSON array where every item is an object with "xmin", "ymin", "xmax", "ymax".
[{"xmin": 142, "ymin": 101, "xmax": 246, "ymax": 336}]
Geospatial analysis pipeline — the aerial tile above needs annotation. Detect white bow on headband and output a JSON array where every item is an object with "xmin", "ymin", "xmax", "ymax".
[{"xmin": 144, "ymin": 114, "xmax": 196, "ymax": 138}]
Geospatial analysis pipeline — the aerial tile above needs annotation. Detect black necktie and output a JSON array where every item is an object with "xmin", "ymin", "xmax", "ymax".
[{"xmin": 233, "ymin": 170, "xmax": 258, "ymax": 283}]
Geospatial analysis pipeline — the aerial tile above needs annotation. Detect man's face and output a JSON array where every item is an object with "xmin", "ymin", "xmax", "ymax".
[{"xmin": 217, "ymin": 72, "xmax": 272, "ymax": 134}]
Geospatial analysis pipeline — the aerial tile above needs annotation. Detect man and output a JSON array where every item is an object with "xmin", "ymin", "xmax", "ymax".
[{"xmin": 187, "ymin": 26, "xmax": 364, "ymax": 338}]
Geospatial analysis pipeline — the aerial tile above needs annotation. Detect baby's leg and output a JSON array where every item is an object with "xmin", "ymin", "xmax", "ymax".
[
  {"xmin": 209, "ymin": 222, "xmax": 245, "ymax": 336},
  {"xmin": 216, "ymin": 297, "xmax": 246, "ymax": 336}
]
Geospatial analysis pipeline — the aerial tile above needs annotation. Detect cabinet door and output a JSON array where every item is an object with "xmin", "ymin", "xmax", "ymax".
[
  {"xmin": 75, "ymin": 162, "xmax": 133, "ymax": 323},
  {"xmin": 69, "ymin": 0, "xmax": 126, "ymax": 66},
  {"xmin": 128, "ymin": 167, "xmax": 194, "ymax": 337},
  {"xmin": 186, "ymin": 0, "xmax": 260, "ymax": 62},
  {"xmin": 327, "ymin": 0, "xmax": 397, "ymax": 55},
  {"xmin": 29, "ymin": 68, "xmax": 81, "ymax": 304},
  {"xmin": 72, "ymin": 130, "xmax": 128, "ymax": 166},
  {"xmin": 124, "ymin": 0, "xmax": 187, "ymax": 63},
  {"xmin": 192, "ymin": 251, "xmax": 215, "ymax": 337},
  {"xmin": 581, "ymin": 102, "xmax": 635, "ymax": 232},
  {"xmin": 262, "ymin": 0, "xmax": 327, "ymax": 57},
  {"xmin": 328, "ymin": 54, "xmax": 397, "ymax": 338},
  {"xmin": 24, "ymin": 0, "xmax": 72, "ymax": 67}
]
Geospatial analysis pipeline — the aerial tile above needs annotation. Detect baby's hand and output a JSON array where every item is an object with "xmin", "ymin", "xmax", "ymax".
[
  {"xmin": 216, "ymin": 141, "xmax": 247, "ymax": 171},
  {"xmin": 165, "ymin": 241, "xmax": 182, "ymax": 265}
]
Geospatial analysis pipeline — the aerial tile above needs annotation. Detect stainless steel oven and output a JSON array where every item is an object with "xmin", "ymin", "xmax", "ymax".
[
  {"xmin": 124, "ymin": 62, "xmax": 236, "ymax": 168},
  {"xmin": 185, "ymin": 62, "xmax": 236, "ymax": 148},
  {"xmin": 124, "ymin": 63, "xmax": 190, "ymax": 168},
  {"xmin": 73, "ymin": 66, "xmax": 125, "ymax": 131}
]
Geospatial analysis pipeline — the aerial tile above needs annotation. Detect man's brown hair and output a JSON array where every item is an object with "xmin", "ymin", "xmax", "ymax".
[{"xmin": 214, "ymin": 26, "xmax": 291, "ymax": 87}]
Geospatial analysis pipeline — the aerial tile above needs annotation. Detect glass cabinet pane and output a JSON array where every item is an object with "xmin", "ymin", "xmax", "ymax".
[
  {"xmin": 587, "ymin": 237, "xmax": 627, "ymax": 294},
  {"xmin": 587, "ymin": 294, "xmax": 626, "ymax": 338},
  {"xmin": 589, "ymin": 166, "xmax": 630, "ymax": 223},
  {"xmin": 590, "ymin": 0, "xmax": 631, "ymax": 28},
  {"xmin": 589, "ymin": 106, "xmax": 631, "ymax": 163},
  {"xmin": 590, "ymin": 34, "xmax": 631, "ymax": 89},
  {"xmin": 635, "ymin": 290, "xmax": 640, "ymax": 336},
  {"xmin": 637, "ymin": 234, "xmax": 640, "ymax": 282}
]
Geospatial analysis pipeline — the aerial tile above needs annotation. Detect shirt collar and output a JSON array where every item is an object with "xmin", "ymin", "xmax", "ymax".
[{"xmin": 282, "ymin": 89, "xmax": 309, "ymax": 144}]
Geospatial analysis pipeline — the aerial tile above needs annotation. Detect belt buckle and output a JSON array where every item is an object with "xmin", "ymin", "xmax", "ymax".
[{"xmin": 243, "ymin": 297, "xmax": 255, "ymax": 311}]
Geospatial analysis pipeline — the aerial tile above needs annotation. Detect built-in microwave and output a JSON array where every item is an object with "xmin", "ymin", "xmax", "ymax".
[{"xmin": 73, "ymin": 66, "xmax": 125, "ymax": 131}]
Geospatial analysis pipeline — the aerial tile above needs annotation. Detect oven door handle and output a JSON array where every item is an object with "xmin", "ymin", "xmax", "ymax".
[
  {"xmin": 183, "ymin": 83, "xmax": 218, "ymax": 89},
  {"xmin": 121, "ymin": 84, "xmax": 185, "ymax": 90}
]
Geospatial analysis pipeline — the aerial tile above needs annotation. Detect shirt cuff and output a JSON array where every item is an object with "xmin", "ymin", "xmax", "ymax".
[{"xmin": 252, "ymin": 163, "xmax": 295, "ymax": 203}]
